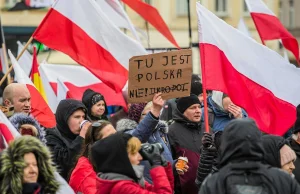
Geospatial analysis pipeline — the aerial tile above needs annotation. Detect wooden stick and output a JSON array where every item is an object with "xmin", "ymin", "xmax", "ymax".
[{"xmin": 0, "ymin": 36, "xmax": 33, "ymax": 86}]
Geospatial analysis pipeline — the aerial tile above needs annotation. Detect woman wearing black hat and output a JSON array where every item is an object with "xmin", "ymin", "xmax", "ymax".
[{"xmin": 82, "ymin": 89, "xmax": 108, "ymax": 122}]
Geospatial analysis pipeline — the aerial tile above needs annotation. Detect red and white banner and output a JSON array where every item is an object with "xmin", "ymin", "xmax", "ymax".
[
  {"xmin": 39, "ymin": 63, "xmax": 127, "ymax": 113},
  {"xmin": 196, "ymin": 2, "xmax": 300, "ymax": 135},
  {"xmin": 8, "ymin": 50, "xmax": 56, "ymax": 128},
  {"xmin": 33, "ymin": 0, "xmax": 147, "ymax": 92},
  {"xmin": 245, "ymin": 0, "xmax": 299, "ymax": 62}
]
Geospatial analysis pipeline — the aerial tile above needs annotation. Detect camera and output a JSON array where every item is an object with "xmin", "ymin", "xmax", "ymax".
[{"xmin": 139, "ymin": 143, "xmax": 164, "ymax": 159}]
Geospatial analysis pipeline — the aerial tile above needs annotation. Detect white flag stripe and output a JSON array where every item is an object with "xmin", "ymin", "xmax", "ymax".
[
  {"xmin": 53, "ymin": 0, "xmax": 147, "ymax": 70},
  {"xmin": 197, "ymin": 2, "xmax": 300, "ymax": 106}
]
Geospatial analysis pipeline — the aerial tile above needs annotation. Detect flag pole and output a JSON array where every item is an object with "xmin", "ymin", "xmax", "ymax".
[
  {"xmin": 0, "ymin": 36, "xmax": 33, "ymax": 86},
  {"xmin": 199, "ymin": 44, "xmax": 210, "ymax": 133}
]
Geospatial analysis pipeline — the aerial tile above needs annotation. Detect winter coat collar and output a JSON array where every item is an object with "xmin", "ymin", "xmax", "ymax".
[
  {"xmin": 219, "ymin": 119, "xmax": 264, "ymax": 167},
  {"xmin": 0, "ymin": 136, "xmax": 59, "ymax": 194},
  {"xmin": 172, "ymin": 108, "xmax": 201, "ymax": 130}
]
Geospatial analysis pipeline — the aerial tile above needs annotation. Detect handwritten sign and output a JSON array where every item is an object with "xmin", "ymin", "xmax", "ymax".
[{"xmin": 128, "ymin": 49, "xmax": 192, "ymax": 103}]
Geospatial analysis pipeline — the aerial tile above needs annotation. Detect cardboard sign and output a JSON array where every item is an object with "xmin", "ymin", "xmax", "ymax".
[{"xmin": 128, "ymin": 49, "xmax": 192, "ymax": 103}]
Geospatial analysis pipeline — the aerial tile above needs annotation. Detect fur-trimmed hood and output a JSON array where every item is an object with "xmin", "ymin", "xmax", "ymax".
[
  {"xmin": 9, "ymin": 113, "xmax": 47, "ymax": 145},
  {"xmin": 0, "ymin": 136, "xmax": 60, "ymax": 194},
  {"xmin": 116, "ymin": 118, "xmax": 169, "ymax": 133}
]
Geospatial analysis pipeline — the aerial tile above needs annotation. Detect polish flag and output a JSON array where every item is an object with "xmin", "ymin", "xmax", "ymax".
[
  {"xmin": 33, "ymin": 0, "xmax": 147, "ymax": 92},
  {"xmin": 8, "ymin": 50, "xmax": 56, "ymax": 128},
  {"xmin": 237, "ymin": 18, "xmax": 251, "ymax": 38},
  {"xmin": 0, "ymin": 110, "xmax": 20, "ymax": 145},
  {"xmin": 96, "ymin": 0, "xmax": 141, "ymax": 42},
  {"xmin": 39, "ymin": 63, "xmax": 127, "ymax": 113},
  {"xmin": 17, "ymin": 41, "xmax": 32, "ymax": 77},
  {"xmin": 245, "ymin": 0, "xmax": 299, "ymax": 62},
  {"xmin": 122, "ymin": 0, "xmax": 179, "ymax": 48},
  {"xmin": 196, "ymin": 2, "xmax": 300, "ymax": 135}
]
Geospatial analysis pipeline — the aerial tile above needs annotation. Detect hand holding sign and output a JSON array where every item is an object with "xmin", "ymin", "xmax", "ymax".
[
  {"xmin": 151, "ymin": 93, "xmax": 165, "ymax": 118},
  {"xmin": 128, "ymin": 49, "xmax": 193, "ymax": 103}
]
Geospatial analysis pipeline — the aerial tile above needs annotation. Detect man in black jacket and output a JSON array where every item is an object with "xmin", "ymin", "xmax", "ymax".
[
  {"xmin": 45, "ymin": 99, "xmax": 91, "ymax": 180},
  {"xmin": 199, "ymin": 118, "xmax": 300, "ymax": 194}
]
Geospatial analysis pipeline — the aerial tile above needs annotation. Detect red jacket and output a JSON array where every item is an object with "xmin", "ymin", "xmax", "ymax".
[
  {"xmin": 69, "ymin": 156, "xmax": 97, "ymax": 194},
  {"xmin": 96, "ymin": 164, "xmax": 174, "ymax": 194}
]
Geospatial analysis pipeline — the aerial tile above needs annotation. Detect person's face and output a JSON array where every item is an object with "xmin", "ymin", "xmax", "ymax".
[
  {"xmin": 91, "ymin": 100, "xmax": 106, "ymax": 117},
  {"xmin": 100, "ymin": 124, "xmax": 116, "ymax": 139},
  {"xmin": 128, "ymin": 151, "xmax": 143, "ymax": 165},
  {"xmin": 198, "ymin": 93, "xmax": 204, "ymax": 103},
  {"xmin": 222, "ymin": 97, "xmax": 232, "ymax": 111},
  {"xmin": 68, "ymin": 109, "xmax": 85, "ymax": 134},
  {"xmin": 282, "ymin": 161, "xmax": 295, "ymax": 175},
  {"xmin": 23, "ymin": 153, "xmax": 39, "ymax": 184},
  {"xmin": 12, "ymin": 87, "xmax": 31, "ymax": 114},
  {"xmin": 183, "ymin": 104, "xmax": 201, "ymax": 122}
]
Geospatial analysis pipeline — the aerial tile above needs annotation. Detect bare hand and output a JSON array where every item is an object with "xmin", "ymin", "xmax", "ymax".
[
  {"xmin": 151, "ymin": 93, "xmax": 165, "ymax": 118},
  {"xmin": 228, "ymin": 104, "xmax": 243, "ymax": 119},
  {"xmin": 175, "ymin": 162, "xmax": 189, "ymax": 175},
  {"xmin": 79, "ymin": 121, "xmax": 92, "ymax": 138}
]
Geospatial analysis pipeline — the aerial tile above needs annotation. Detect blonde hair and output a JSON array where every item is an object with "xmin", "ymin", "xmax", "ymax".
[{"xmin": 127, "ymin": 137, "xmax": 141, "ymax": 155}]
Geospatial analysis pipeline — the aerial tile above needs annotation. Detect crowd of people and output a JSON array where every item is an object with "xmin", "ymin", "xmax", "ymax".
[{"xmin": 1, "ymin": 73, "xmax": 300, "ymax": 194}]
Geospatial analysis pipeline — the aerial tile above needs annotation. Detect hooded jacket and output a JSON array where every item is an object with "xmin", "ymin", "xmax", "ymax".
[
  {"xmin": 202, "ymin": 94, "xmax": 247, "ymax": 132},
  {"xmin": 82, "ymin": 89, "xmax": 108, "ymax": 121},
  {"xmin": 116, "ymin": 118, "xmax": 173, "ymax": 183},
  {"xmin": 69, "ymin": 156, "xmax": 96, "ymax": 194},
  {"xmin": 9, "ymin": 113, "xmax": 47, "ymax": 144},
  {"xmin": 91, "ymin": 132, "xmax": 174, "ymax": 194},
  {"xmin": 289, "ymin": 137, "xmax": 300, "ymax": 183},
  {"xmin": 45, "ymin": 99, "xmax": 87, "ymax": 180},
  {"xmin": 0, "ymin": 136, "xmax": 59, "ymax": 194},
  {"xmin": 262, "ymin": 135, "xmax": 286, "ymax": 168},
  {"xmin": 168, "ymin": 107, "xmax": 204, "ymax": 194},
  {"xmin": 199, "ymin": 119, "xmax": 300, "ymax": 194}
]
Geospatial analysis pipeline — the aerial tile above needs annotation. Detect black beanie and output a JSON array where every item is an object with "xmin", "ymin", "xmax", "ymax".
[
  {"xmin": 293, "ymin": 104, "xmax": 300, "ymax": 134},
  {"xmin": 176, "ymin": 94, "xmax": 201, "ymax": 114}
]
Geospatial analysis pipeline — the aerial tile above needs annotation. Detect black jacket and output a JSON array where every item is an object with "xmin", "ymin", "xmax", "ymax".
[
  {"xmin": 168, "ymin": 108, "xmax": 204, "ymax": 194},
  {"xmin": 199, "ymin": 119, "xmax": 300, "ymax": 194},
  {"xmin": 290, "ymin": 138, "xmax": 300, "ymax": 184},
  {"xmin": 45, "ymin": 99, "xmax": 86, "ymax": 180}
]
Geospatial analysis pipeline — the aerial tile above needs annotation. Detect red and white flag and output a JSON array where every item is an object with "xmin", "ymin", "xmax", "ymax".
[
  {"xmin": 39, "ymin": 63, "xmax": 127, "ymax": 113},
  {"xmin": 33, "ymin": 0, "xmax": 147, "ymax": 92},
  {"xmin": 122, "ymin": 0, "xmax": 179, "ymax": 48},
  {"xmin": 8, "ymin": 50, "xmax": 56, "ymax": 128},
  {"xmin": 95, "ymin": 0, "xmax": 141, "ymax": 42},
  {"xmin": 245, "ymin": 0, "xmax": 299, "ymax": 62},
  {"xmin": 17, "ymin": 41, "xmax": 32, "ymax": 77},
  {"xmin": 196, "ymin": 2, "xmax": 300, "ymax": 135},
  {"xmin": 0, "ymin": 110, "xmax": 20, "ymax": 145}
]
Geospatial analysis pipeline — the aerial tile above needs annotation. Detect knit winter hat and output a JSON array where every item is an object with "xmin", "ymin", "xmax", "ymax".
[
  {"xmin": 293, "ymin": 104, "xmax": 300, "ymax": 134},
  {"xmin": 128, "ymin": 103, "xmax": 147, "ymax": 123},
  {"xmin": 176, "ymin": 94, "xmax": 201, "ymax": 114},
  {"xmin": 280, "ymin": 144, "xmax": 296, "ymax": 166}
]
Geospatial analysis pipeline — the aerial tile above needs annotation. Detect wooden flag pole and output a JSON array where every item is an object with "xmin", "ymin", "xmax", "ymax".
[
  {"xmin": 2, "ymin": 43, "xmax": 11, "ymax": 85},
  {"xmin": 0, "ymin": 36, "xmax": 33, "ymax": 86}
]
